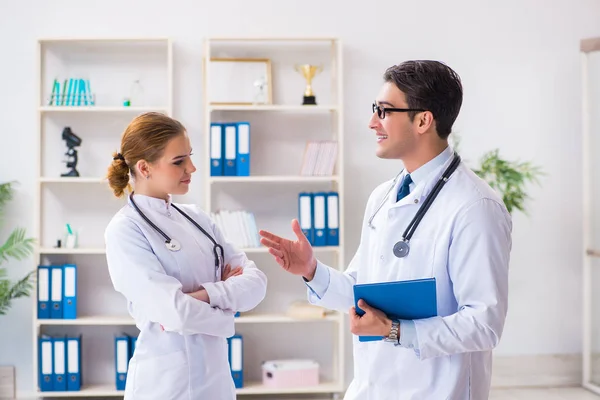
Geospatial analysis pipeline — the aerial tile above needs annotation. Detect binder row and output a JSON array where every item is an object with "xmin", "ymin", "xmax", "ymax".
[
  {"xmin": 113, "ymin": 334, "xmax": 239, "ymax": 390},
  {"xmin": 38, "ymin": 335, "xmax": 82, "ymax": 392},
  {"xmin": 299, "ymin": 192, "xmax": 339, "ymax": 246},
  {"xmin": 210, "ymin": 122, "xmax": 250, "ymax": 176},
  {"xmin": 300, "ymin": 140, "xmax": 338, "ymax": 176},
  {"xmin": 37, "ymin": 264, "xmax": 77, "ymax": 320},
  {"xmin": 115, "ymin": 334, "xmax": 138, "ymax": 391},
  {"xmin": 48, "ymin": 78, "xmax": 94, "ymax": 106},
  {"xmin": 211, "ymin": 210, "xmax": 260, "ymax": 249}
]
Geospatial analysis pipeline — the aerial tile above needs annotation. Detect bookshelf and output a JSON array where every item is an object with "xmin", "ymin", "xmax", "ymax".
[
  {"xmin": 582, "ymin": 36, "xmax": 600, "ymax": 396},
  {"xmin": 202, "ymin": 37, "xmax": 346, "ymax": 399},
  {"xmin": 32, "ymin": 37, "xmax": 173, "ymax": 398}
]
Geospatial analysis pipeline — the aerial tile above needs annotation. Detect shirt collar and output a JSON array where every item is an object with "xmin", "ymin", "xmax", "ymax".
[
  {"xmin": 128, "ymin": 192, "xmax": 173, "ymax": 215},
  {"xmin": 408, "ymin": 145, "xmax": 453, "ymax": 187},
  {"xmin": 391, "ymin": 145, "xmax": 456, "ymax": 206}
]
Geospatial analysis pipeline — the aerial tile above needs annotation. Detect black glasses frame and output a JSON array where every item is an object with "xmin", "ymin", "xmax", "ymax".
[{"xmin": 372, "ymin": 103, "xmax": 426, "ymax": 120}]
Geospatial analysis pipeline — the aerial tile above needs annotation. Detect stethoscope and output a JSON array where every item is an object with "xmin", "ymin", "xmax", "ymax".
[
  {"xmin": 129, "ymin": 193, "xmax": 225, "ymax": 280},
  {"xmin": 368, "ymin": 152, "xmax": 461, "ymax": 259}
]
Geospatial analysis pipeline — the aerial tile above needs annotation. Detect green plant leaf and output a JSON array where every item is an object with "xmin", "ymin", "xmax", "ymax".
[
  {"xmin": 0, "ymin": 228, "xmax": 35, "ymax": 265},
  {"xmin": 473, "ymin": 149, "xmax": 544, "ymax": 214},
  {"xmin": 0, "ymin": 271, "xmax": 34, "ymax": 316}
]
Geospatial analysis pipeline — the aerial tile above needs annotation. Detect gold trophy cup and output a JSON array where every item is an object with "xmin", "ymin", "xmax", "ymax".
[{"xmin": 295, "ymin": 64, "xmax": 323, "ymax": 105}]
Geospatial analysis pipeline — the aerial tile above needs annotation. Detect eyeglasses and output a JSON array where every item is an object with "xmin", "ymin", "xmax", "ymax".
[{"xmin": 372, "ymin": 103, "xmax": 426, "ymax": 120}]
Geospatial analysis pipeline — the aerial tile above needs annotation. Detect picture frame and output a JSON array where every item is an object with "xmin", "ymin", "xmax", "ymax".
[{"xmin": 208, "ymin": 57, "xmax": 273, "ymax": 105}]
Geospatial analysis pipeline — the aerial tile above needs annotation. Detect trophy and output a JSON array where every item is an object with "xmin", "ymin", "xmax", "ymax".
[
  {"xmin": 60, "ymin": 127, "xmax": 82, "ymax": 177},
  {"xmin": 295, "ymin": 64, "xmax": 323, "ymax": 105}
]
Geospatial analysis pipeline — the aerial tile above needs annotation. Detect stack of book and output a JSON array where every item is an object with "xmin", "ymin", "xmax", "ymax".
[
  {"xmin": 300, "ymin": 140, "xmax": 338, "ymax": 176},
  {"xmin": 211, "ymin": 210, "xmax": 260, "ymax": 249}
]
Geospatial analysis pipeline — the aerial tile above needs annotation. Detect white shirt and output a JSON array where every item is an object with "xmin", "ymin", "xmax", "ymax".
[
  {"xmin": 306, "ymin": 146, "xmax": 512, "ymax": 400},
  {"xmin": 104, "ymin": 193, "xmax": 267, "ymax": 400}
]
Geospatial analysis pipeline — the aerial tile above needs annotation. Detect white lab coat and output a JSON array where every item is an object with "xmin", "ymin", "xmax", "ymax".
[
  {"xmin": 104, "ymin": 193, "xmax": 267, "ymax": 400},
  {"xmin": 307, "ymin": 152, "xmax": 512, "ymax": 400}
]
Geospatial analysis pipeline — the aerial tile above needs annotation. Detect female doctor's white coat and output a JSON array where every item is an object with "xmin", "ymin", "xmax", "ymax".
[
  {"xmin": 104, "ymin": 193, "xmax": 267, "ymax": 400},
  {"xmin": 306, "ymin": 147, "xmax": 512, "ymax": 400}
]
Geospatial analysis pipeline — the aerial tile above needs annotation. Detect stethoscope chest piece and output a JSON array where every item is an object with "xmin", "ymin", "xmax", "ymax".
[
  {"xmin": 393, "ymin": 240, "xmax": 410, "ymax": 258},
  {"xmin": 165, "ymin": 239, "xmax": 181, "ymax": 252}
]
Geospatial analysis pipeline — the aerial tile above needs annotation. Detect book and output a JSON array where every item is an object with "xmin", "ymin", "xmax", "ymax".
[{"xmin": 353, "ymin": 278, "xmax": 437, "ymax": 342}]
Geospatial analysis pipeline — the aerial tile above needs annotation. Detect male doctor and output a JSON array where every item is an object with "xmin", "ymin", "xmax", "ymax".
[{"xmin": 259, "ymin": 60, "xmax": 512, "ymax": 399}]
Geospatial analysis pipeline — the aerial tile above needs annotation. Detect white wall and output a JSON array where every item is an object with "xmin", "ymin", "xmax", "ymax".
[{"xmin": 2, "ymin": 0, "xmax": 600, "ymax": 394}]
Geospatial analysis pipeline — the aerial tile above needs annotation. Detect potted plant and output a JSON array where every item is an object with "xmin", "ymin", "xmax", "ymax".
[
  {"xmin": 473, "ymin": 149, "xmax": 543, "ymax": 214},
  {"xmin": 0, "ymin": 181, "xmax": 35, "ymax": 316},
  {"xmin": 450, "ymin": 136, "xmax": 543, "ymax": 214}
]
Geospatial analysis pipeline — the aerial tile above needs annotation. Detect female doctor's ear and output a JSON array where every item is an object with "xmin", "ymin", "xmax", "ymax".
[{"xmin": 135, "ymin": 159, "xmax": 152, "ymax": 180}]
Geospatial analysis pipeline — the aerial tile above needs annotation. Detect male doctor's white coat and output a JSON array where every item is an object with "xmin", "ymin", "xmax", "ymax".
[
  {"xmin": 105, "ymin": 193, "xmax": 267, "ymax": 400},
  {"xmin": 306, "ymin": 147, "xmax": 512, "ymax": 400}
]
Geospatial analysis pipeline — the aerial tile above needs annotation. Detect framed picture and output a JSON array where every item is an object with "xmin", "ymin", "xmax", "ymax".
[{"xmin": 208, "ymin": 58, "xmax": 273, "ymax": 105}]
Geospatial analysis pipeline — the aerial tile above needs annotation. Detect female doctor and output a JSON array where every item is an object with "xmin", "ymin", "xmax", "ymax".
[
  {"xmin": 104, "ymin": 112, "xmax": 267, "ymax": 400},
  {"xmin": 259, "ymin": 61, "xmax": 513, "ymax": 400}
]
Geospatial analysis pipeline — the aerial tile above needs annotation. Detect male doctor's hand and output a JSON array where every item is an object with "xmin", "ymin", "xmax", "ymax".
[
  {"xmin": 350, "ymin": 299, "xmax": 393, "ymax": 337},
  {"xmin": 259, "ymin": 219, "xmax": 317, "ymax": 280}
]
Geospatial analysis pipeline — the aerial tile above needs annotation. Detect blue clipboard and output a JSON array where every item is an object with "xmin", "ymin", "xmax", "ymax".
[{"xmin": 353, "ymin": 277, "xmax": 438, "ymax": 342}]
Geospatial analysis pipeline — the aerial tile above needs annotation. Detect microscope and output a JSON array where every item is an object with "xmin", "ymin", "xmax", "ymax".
[{"xmin": 60, "ymin": 127, "xmax": 82, "ymax": 177}]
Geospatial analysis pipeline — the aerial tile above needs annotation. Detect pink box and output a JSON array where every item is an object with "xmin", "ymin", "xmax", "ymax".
[{"xmin": 262, "ymin": 359, "xmax": 320, "ymax": 388}]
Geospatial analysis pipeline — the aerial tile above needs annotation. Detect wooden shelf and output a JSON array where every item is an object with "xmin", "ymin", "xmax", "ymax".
[
  {"xmin": 39, "ymin": 248, "xmax": 106, "ymax": 255},
  {"xmin": 587, "ymin": 249, "xmax": 600, "ymax": 258},
  {"xmin": 33, "ymin": 381, "xmax": 343, "ymax": 397},
  {"xmin": 35, "ymin": 313, "xmax": 338, "ymax": 326},
  {"xmin": 39, "ymin": 106, "xmax": 169, "ymax": 113},
  {"xmin": 209, "ymin": 104, "xmax": 337, "ymax": 112},
  {"xmin": 237, "ymin": 381, "xmax": 343, "ymax": 395},
  {"xmin": 235, "ymin": 313, "xmax": 339, "ymax": 324},
  {"xmin": 209, "ymin": 175, "xmax": 339, "ymax": 184},
  {"xmin": 36, "ymin": 316, "xmax": 135, "ymax": 326},
  {"xmin": 35, "ymin": 384, "xmax": 123, "ymax": 397},
  {"xmin": 39, "ymin": 177, "xmax": 107, "ymax": 184}
]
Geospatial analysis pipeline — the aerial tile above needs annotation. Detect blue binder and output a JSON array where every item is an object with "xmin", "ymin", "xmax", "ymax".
[
  {"xmin": 298, "ymin": 192, "xmax": 314, "ymax": 244},
  {"xmin": 130, "ymin": 336, "xmax": 138, "ymax": 355},
  {"xmin": 326, "ymin": 192, "xmax": 339, "ymax": 246},
  {"xmin": 236, "ymin": 122, "xmax": 250, "ymax": 176},
  {"xmin": 50, "ymin": 265, "xmax": 63, "ymax": 319},
  {"xmin": 228, "ymin": 335, "xmax": 243, "ymax": 388},
  {"xmin": 37, "ymin": 265, "xmax": 51, "ymax": 319},
  {"xmin": 53, "ymin": 336, "xmax": 67, "ymax": 391},
  {"xmin": 223, "ymin": 124, "xmax": 237, "ymax": 176},
  {"xmin": 39, "ymin": 335, "xmax": 53, "ymax": 391},
  {"xmin": 312, "ymin": 192, "xmax": 327, "ymax": 247},
  {"xmin": 115, "ymin": 335, "xmax": 130, "ymax": 390},
  {"xmin": 353, "ymin": 278, "xmax": 437, "ymax": 342},
  {"xmin": 62, "ymin": 264, "xmax": 77, "ymax": 319},
  {"xmin": 66, "ymin": 336, "xmax": 81, "ymax": 391},
  {"xmin": 210, "ymin": 123, "xmax": 224, "ymax": 176}
]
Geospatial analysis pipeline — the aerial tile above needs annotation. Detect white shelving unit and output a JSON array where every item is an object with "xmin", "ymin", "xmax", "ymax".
[
  {"xmin": 202, "ymin": 37, "xmax": 345, "ymax": 399},
  {"xmin": 582, "ymin": 36, "xmax": 600, "ymax": 396},
  {"xmin": 32, "ymin": 37, "xmax": 173, "ymax": 399}
]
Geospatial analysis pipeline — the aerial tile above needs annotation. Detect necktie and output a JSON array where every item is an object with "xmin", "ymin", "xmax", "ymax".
[{"xmin": 396, "ymin": 174, "xmax": 413, "ymax": 202}]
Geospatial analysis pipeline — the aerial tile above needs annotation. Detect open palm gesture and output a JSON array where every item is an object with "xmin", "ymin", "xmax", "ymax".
[{"xmin": 259, "ymin": 219, "xmax": 317, "ymax": 279}]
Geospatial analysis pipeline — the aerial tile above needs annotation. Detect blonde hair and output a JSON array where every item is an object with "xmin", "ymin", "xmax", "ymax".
[{"xmin": 106, "ymin": 112, "xmax": 185, "ymax": 198}]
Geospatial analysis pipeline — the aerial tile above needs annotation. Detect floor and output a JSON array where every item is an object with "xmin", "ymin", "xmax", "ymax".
[{"xmin": 490, "ymin": 387, "xmax": 600, "ymax": 399}]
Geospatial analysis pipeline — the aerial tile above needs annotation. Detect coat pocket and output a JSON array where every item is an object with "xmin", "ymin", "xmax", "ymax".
[{"xmin": 132, "ymin": 350, "xmax": 189, "ymax": 399}]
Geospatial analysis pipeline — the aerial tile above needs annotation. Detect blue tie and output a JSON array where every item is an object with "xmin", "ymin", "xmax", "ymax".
[{"xmin": 396, "ymin": 174, "xmax": 412, "ymax": 202}]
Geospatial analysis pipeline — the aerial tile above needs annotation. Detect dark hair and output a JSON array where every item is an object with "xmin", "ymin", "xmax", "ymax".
[
  {"xmin": 383, "ymin": 60, "xmax": 463, "ymax": 140},
  {"xmin": 106, "ymin": 112, "xmax": 186, "ymax": 198}
]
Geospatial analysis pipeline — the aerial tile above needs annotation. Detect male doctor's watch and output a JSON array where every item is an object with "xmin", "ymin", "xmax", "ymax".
[{"xmin": 383, "ymin": 320, "xmax": 400, "ymax": 345}]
